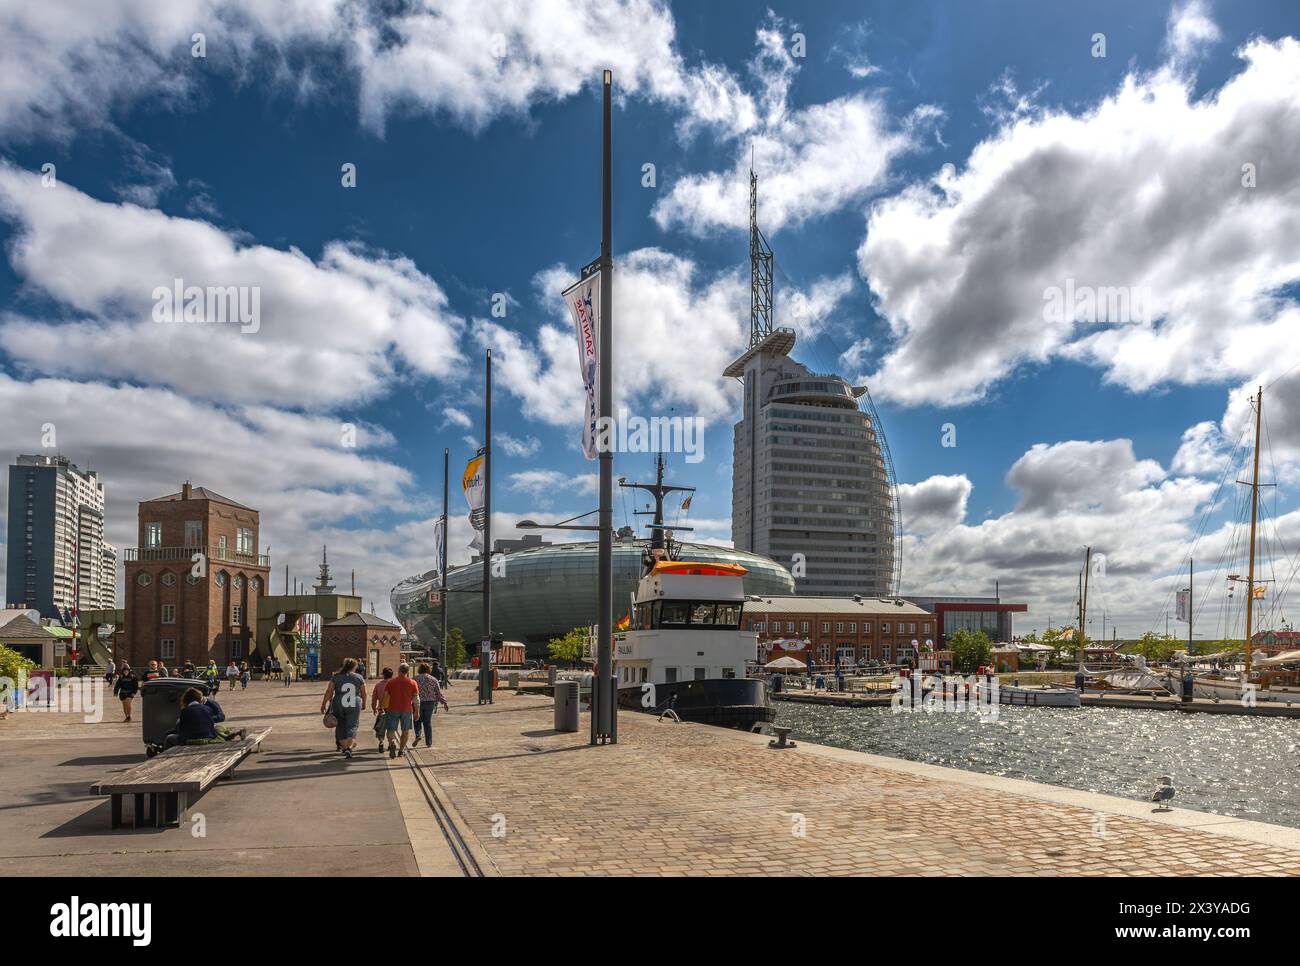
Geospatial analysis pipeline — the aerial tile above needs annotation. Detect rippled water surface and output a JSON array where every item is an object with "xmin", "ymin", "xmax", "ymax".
[{"xmin": 774, "ymin": 703, "xmax": 1300, "ymax": 827}]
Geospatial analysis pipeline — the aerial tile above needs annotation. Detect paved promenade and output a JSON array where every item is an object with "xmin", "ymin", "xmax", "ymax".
[
  {"xmin": 5, "ymin": 680, "xmax": 1300, "ymax": 876},
  {"xmin": 415, "ymin": 691, "xmax": 1300, "ymax": 876}
]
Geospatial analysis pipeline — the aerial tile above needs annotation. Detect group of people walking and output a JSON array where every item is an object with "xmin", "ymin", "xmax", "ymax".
[{"xmin": 321, "ymin": 659, "xmax": 450, "ymax": 760}]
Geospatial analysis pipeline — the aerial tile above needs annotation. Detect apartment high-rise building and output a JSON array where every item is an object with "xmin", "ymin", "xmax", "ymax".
[
  {"xmin": 5, "ymin": 454, "xmax": 117, "ymax": 619},
  {"xmin": 725, "ymin": 329, "xmax": 897, "ymax": 597}
]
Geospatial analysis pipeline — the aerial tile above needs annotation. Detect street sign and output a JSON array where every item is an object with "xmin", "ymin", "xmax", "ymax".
[{"xmin": 427, "ymin": 590, "xmax": 441, "ymax": 605}]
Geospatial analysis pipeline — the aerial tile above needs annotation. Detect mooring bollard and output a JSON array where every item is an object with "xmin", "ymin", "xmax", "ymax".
[{"xmin": 768, "ymin": 726, "xmax": 796, "ymax": 749}]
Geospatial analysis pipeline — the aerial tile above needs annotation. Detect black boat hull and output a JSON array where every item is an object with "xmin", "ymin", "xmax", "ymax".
[{"xmin": 618, "ymin": 677, "xmax": 775, "ymax": 730}]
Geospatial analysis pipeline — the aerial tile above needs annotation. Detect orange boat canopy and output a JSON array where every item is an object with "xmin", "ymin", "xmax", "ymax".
[{"xmin": 650, "ymin": 561, "xmax": 748, "ymax": 578}]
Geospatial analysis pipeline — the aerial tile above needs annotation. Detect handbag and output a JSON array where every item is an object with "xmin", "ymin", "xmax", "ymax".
[{"xmin": 323, "ymin": 710, "xmax": 338, "ymax": 729}]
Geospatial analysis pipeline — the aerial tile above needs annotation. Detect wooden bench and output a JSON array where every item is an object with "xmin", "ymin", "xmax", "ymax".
[{"xmin": 91, "ymin": 727, "xmax": 271, "ymax": 829}]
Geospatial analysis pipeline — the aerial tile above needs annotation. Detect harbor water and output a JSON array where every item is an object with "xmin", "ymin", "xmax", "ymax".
[{"xmin": 776, "ymin": 702, "xmax": 1300, "ymax": 828}]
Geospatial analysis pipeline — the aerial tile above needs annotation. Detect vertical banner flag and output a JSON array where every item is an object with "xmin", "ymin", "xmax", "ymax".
[
  {"xmin": 1175, "ymin": 589, "xmax": 1190, "ymax": 623},
  {"xmin": 433, "ymin": 518, "xmax": 445, "ymax": 582},
  {"xmin": 462, "ymin": 455, "xmax": 485, "ymax": 551},
  {"xmin": 563, "ymin": 272, "xmax": 601, "ymax": 460}
]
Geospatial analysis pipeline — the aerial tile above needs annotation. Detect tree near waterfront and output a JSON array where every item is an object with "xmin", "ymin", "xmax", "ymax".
[
  {"xmin": 950, "ymin": 629, "xmax": 993, "ymax": 673},
  {"xmin": 445, "ymin": 627, "xmax": 467, "ymax": 668},
  {"xmin": 548, "ymin": 626, "xmax": 587, "ymax": 667},
  {"xmin": 1041, "ymin": 626, "xmax": 1076, "ymax": 666},
  {"xmin": 1134, "ymin": 631, "xmax": 1179, "ymax": 662}
]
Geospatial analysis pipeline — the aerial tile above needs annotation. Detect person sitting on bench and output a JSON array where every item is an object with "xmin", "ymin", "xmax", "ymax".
[{"xmin": 163, "ymin": 688, "xmax": 245, "ymax": 750}]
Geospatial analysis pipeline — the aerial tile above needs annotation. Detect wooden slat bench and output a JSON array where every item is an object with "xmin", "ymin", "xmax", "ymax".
[{"xmin": 91, "ymin": 727, "xmax": 271, "ymax": 829}]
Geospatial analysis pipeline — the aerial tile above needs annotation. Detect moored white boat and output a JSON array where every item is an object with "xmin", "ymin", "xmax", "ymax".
[{"xmin": 976, "ymin": 681, "xmax": 1081, "ymax": 707}]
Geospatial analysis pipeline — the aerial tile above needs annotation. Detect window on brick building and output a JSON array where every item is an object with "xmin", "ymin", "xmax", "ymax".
[
  {"xmin": 923, "ymin": 623, "xmax": 931, "ymax": 634},
  {"xmin": 184, "ymin": 520, "xmax": 202, "ymax": 546},
  {"xmin": 161, "ymin": 604, "xmax": 175, "ymax": 624},
  {"xmin": 233, "ymin": 604, "xmax": 243, "ymax": 625},
  {"xmin": 848, "ymin": 622, "xmax": 856, "ymax": 633},
  {"xmin": 785, "ymin": 622, "xmax": 794, "ymax": 633},
  {"xmin": 835, "ymin": 622, "xmax": 844, "ymax": 633},
  {"xmin": 821, "ymin": 622, "xmax": 830, "ymax": 633},
  {"xmin": 237, "ymin": 528, "xmax": 254, "ymax": 554},
  {"xmin": 136, "ymin": 573, "xmax": 152, "ymax": 586},
  {"xmin": 160, "ymin": 639, "xmax": 175, "ymax": 658},
  {"xmin": 161, "ymin": 572, "xmax": 176, "ymax": 587},
  {"xmin": 144, "ymin": 523, "xmax": 161, "ymax": 548},
  {"xmin": 882, "ymin": 622, "xmax": 891, "ymax": 633}
]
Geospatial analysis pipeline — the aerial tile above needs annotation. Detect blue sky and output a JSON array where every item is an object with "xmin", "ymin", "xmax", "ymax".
[{"xmin": 0, "ymin": 0, "xmax": 1297, "ymax": 637}]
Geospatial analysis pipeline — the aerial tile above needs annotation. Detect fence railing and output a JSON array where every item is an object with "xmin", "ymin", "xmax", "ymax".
[{"xmin": 124, "ymin": 546, "xmax": 269, "ymax": 567}]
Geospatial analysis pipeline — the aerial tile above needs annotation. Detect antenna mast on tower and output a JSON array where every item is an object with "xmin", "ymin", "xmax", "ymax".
[{"xmin": 749, "ymin": 164, "xmax": 774, "ymax": 347}]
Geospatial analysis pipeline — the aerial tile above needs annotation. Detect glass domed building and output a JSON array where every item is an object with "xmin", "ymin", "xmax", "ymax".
[{"xmin": 391, "ymin": 536, "xmax": 795, "ymax": 655}]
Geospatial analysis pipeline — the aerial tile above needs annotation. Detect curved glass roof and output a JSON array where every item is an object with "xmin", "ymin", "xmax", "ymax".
[{"xmin": 391, "ymin": 539, "xmax": 795, "ymax": 651}]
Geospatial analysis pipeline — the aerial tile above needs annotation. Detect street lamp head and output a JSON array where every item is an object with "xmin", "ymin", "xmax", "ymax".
[{"xmin": 516, "ymin": 519, "xmax": 538, "ymax": 530}]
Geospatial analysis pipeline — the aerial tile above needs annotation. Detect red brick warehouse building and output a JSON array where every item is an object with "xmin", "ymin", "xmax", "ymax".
[{"xmin": 122, "ymin": 482, "xmax": 270, "ymax": 668}]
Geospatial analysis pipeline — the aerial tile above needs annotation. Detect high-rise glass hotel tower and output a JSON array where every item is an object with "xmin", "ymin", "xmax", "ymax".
[{"xmin": 725, "ymin": 329, "xmax": 897, "ymax": 597}]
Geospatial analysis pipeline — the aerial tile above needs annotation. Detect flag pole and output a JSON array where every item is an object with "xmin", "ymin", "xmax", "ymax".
[
  {"xmin": 480, "ymin": 349, "xmax": 494, "ymax": 705},
  {"xmin": 441, "ymin": 446, "xmax": 449, "ymax": 672},
  {"xmin": 594, "ymin": 68, "xmax": 616, "ymax": 744}
]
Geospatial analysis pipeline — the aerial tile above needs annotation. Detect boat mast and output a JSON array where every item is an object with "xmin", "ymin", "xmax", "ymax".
[
  {"xmin": 620, "ymin": 453, "xmax": 695, "ymax": 557},
  {"xmin": 1244, "ymin": 386, "xmax": 1263, "ymax": 675},
  {"xmin": 1079, "ymin": 547, "xmax": 1091, "ymax": 672}
]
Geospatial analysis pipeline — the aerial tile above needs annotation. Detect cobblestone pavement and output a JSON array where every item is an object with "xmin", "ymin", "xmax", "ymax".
[{"xmin": 413, "ymin": 689, "xmax": 1300, "ymax": 877}]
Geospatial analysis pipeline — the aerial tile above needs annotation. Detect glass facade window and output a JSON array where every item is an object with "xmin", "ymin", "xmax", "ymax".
[{"xmin": 943, "ymin": 610, "xmax": 1008, "ymax": 639}]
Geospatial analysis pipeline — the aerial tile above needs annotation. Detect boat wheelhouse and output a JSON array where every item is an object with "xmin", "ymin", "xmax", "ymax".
[{"xmin": 614, "ymin": 560, "xmax": 774, "ymax": 729}]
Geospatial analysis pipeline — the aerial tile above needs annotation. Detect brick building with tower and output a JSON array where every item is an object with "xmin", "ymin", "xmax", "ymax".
[{"xmin": 122, "ymin": 482, "xmax": 270, "ymax": 668}]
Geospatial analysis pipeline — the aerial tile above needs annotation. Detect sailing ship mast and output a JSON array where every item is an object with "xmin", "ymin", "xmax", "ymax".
[
  {"xmin": 1078, "ymin": 546, "xmax": 1091, "ymax": 673},
  {"xmin": 1244, "ymin": 386, "xmax": 1263, "ymax": 676}
]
